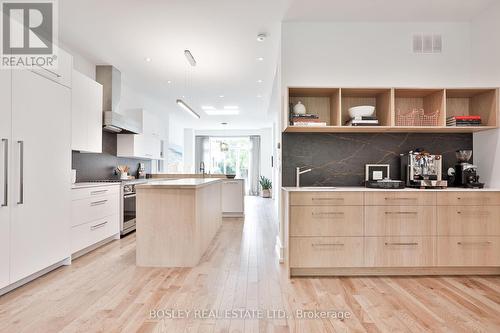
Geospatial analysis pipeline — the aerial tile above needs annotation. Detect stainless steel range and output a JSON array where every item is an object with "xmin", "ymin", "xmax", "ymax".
[{"xmin": 91, "ymin": 179, "xmax": 147, "ymax": 236}]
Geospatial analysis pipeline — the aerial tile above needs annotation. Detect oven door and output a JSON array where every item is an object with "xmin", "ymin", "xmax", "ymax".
[{"xmin": 122, "ymin": 193, "xmax": 137, "ymax": 234}]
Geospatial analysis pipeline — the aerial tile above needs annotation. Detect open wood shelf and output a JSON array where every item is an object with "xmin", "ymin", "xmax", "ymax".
[
  {"xmin": 284, "ymin": 125, "xmax": 497, "ymax": 133},
  {"xmin": 286, "ymin": 87, "xmax": 499, "ymax": 133}
]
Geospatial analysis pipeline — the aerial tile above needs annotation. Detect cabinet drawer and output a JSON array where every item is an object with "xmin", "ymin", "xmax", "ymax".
[
  {"xmin": 365, "ymin": 192, "xmax": 435, "ymax": 206},
  {"xmin": 364, "ymin": 237, "xmax": 435, "ymax": 267},
  {"xmin": 71, "ymin": 215, "xmax": 119, "ymax": 254},
  {"xmin": 71, "ymin": 185, "xmax": 120, "ymax": 201},
  {"xmin": 437, "ymin": 206, "xmax": 500, "ymax": 236},
  {"xmin": 290, "ymin": 206, "xmax": 363, "ymax": 236},
  {"xmin": 290, "ymin": 192, "xmax": 363, "ymax": 206},
  {"xmin": 365, "ymin": 206, "xmax": 436, "ymax": 236},
  {"xmin": 71, "ymin": 193, "xmax": 120, "ymax": 227},
  {"xmin": 289, "ymin": 237, "xmax": 363, "ymax": 268},
  {"xmin": 437, "ymin": 237, "xmax": 500, "ymax": 266},
  {"xmin": 437, "ymin": 192, "xmax": 500, "ymax": 206}
]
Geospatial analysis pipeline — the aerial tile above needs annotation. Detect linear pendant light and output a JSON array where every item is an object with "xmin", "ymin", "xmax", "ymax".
[
  {"xmin": 184, "ymin": 50, "xmax": 196, "ymax": 67},
  {"xmin": 176, "ymin": 99, "xmax": 200, "ymax": 119}
]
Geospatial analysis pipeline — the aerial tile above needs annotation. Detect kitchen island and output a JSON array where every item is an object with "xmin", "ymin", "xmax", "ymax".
[
  {"xmin": 135, "ymin": 178, "xmax": 222, "ymax": 267},
  {"xmin": 282, "ymin": 186, "xmax": 500, "ymax": 276}
]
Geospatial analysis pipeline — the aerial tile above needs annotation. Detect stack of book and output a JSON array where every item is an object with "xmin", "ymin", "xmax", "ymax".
[
  {"xmin": 446, "ymin": 116, "xmax": 482, "ymax": 127},
  {"xmin": 345, "ymin": 116, "xmax": 379, "ymax": 126},
  {"xmin": 291, "ymin": 114, "xmax": 327, "ymax": 127}
]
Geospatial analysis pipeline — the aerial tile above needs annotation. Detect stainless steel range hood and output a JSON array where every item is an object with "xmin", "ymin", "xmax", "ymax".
[{"xmin": 96, "ymin": 65, "xmax": 142, "ymax": 134}]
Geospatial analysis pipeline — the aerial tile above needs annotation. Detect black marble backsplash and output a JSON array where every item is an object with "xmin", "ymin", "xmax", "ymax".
[
  {"xmin": 72, "ymin": 131, "xmax": 151, "ymax": 182},
  {"xmin": 282, "ymin": 133, "xmax": 473, "ymax": 187}
]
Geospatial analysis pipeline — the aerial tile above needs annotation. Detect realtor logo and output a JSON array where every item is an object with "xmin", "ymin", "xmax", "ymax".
[{"xmin": 1, "ymin": 0, "xmax": 58, "ymax": 68}]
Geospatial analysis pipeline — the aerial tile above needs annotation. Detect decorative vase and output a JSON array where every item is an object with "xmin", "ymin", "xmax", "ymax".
[
  {"xmin": 262, "ymin": 189, "xmax": 271, "ymax": 198},
  {"xmin": 293, "ymin": 101, "xmax": 306, "ymax": 115}
]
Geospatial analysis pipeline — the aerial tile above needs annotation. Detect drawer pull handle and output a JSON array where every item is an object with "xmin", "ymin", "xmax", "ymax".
[
  {"xmin": 384, "ymin": 197, "xmax": 417, "ymax": 201},
  {"xmin": 312, "ymin": 198, "xmax": 344, "ymax": 201},
  {"xmin": 457, "ymin": 211, "xmax": 490, "ymax": 216},
  {"xmin": 90, "ymin": 221, "xmax": 108, "ymax": 230},
  {"xmin": 312, "ymin": 243, "xmax": 345, "ymax": 247},
  {"xmin": 457, "ymin": 241, "xmax": 492, "ymax": 246},
  {"xmin": 91, "ymin": 190, "xmax": 108, "ymax": 195},
  {"xmin": 385, "ymin": 242, "xmax": 419, "ymax": 246},
  {"xmin": 312, "ymin": 212, "xmax": 345, "ymax": 216},
  {"xmin": 385, "ymin": 211, "xmax": 418, "ymax": 215},
  {"xmin": 90, "ymin": 200, "xmax": 108, "ymax": 206}
]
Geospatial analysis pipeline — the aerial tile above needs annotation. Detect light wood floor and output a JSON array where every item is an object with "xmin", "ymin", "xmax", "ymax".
[{"xmin": 1, "ymin": 197, "xmax": 500, "ymax": 333}]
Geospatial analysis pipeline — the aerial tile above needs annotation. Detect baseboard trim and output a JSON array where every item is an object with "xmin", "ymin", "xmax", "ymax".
[
  {"xmin": 71, "ymin": 234, "xmax": 119, "ymax": 260},
  {"xmin": 0, "ymin": 258, "xmax": 70, "ymax": 296},
  {"xmin": 290, "ymin": 267, "xmax": 500, "ymax": 277},
  {"xmin": 276, "ymin": 236, "xmax": 284, "ymax": 263}
]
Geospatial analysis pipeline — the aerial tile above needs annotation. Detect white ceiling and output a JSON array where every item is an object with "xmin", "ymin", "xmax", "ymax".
[
  {"xmin": 285, "ymin": 0, "xmax": 497, "ymax": 22},
  {"xmin": 60, "ymin": 0, "xmax": 289, "ymax": 129},
  {"xmin": 59, "ymin": 0, "xmax": 496, "ymax": 130}
]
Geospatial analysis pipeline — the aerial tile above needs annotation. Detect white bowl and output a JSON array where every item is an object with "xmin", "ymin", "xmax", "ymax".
[{"xmin": 348, "ymin": 105, "xmax": 375, "ymax": 119}]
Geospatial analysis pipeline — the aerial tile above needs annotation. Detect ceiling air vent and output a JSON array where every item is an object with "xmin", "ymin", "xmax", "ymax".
[{"xmin": 413, "ymin": 34, "xmax": 442, "ymax": 54}]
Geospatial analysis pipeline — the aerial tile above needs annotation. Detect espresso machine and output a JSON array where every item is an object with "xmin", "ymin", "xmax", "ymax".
[
  {"xmin": 400, "ymin": 150, "xmax": 448, "ymax": 188},
  {"xmin": 450, "ymin": 150, "xmax": 484, "ymax": 188}
]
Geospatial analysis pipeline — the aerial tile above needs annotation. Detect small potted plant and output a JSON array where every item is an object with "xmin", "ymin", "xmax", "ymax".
[{"xmin": 259, "ymin": 176, "xmax": 272, "ymax": 198}]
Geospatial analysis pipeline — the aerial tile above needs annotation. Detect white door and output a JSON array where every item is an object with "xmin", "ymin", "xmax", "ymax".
[
  {"xmin": 87, "ymin": 79, "xmax": 103, "ymax": 153},
  {"xmin": 10, "ymin": 70, "xmax": 71, "ymax": 282},
  {"xmin": 71, "ymin": 70, "xmax": 87, "ymax": 151},
  {"xmin": 0, "ymin": 69, "xmax": 11, "ymax": 289}
]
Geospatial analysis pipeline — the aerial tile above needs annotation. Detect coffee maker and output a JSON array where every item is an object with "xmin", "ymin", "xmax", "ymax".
[
  {"xmin": 400, "ymin": 149, "xmax": 448, "ymax": 188},
  {"xmin": 451, "ymin": 150, "xmax": 484, "ymax": 188}
]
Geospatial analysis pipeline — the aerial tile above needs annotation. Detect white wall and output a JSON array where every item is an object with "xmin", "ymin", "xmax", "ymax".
[
  {"xmin": 471, "ymin": 1, "xmax": 500, "ymax": 187},
  {"xmin": 282, "ymin": 22, "xmax": 473, "ymax": 88}
]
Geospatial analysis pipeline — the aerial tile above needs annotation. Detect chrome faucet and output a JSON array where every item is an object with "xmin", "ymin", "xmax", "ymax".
[
  {"xmin": 296, "ymin": 166, "xmax": 312, "ymax": 187},
  {"xmin": 199, "ymin": 161, "xmax": 206, "ymax": 178}
]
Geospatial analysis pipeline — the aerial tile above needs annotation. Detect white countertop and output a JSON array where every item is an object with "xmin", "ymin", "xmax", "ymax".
[
  {"xmin": 136, "ymin": 178, "xmax": 223, "ymax": 189},
  {"xmin": 282, "ymin": 186, "xmax": 500, "ymax": 192},
  {"xmin": 71, "ymin": 182, "xmax": 121, "ymax": 189}
]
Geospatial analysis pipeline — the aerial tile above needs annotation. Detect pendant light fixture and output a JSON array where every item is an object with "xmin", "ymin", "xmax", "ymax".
[{"xmin": 177, "ymin": 49, "xmax": 200, "ymax": 119}]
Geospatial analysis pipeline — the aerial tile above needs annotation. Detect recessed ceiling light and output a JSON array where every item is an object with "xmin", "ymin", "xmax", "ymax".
[
  {"xmin": 167, "ymin": 80, "xmax": 172, "ymax": 84},
  {"xmin": 257, "ymin": 79, "xmax": 263, "ymax": 83},
  {"xmin": 257, "ymin": 94, "xmax": 262, "ymax": 98},
  {"xmin": 144, "ymin": 57, "xmax": 152, "ymax": 62},
  {"xmin": 219, "ymin": 95, "xmax": 224, "ymax": 98},
  {"xmin": 256, "ymin": 57, "xmax": 264, "ymax": 61},
  {"xmin": 257, "ymin": 33, "xmax": 267, "ymax": 42},
  {"xmin": 223, "ymin": 105, "xmax": 239, "ymax": 110},
  {"xmin": 205, "ymin": 110, "xmax": 239, "ymax": 116}
]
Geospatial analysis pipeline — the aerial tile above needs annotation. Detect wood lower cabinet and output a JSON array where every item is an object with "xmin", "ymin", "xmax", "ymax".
[
  {"xmin": 365, "ymin": 237, "xmax": 435, "ymax": 267},
  {"xmin": 437, "ymin": 237, "xmax": 500, "ymax": 266},
  {"xmin": 290, "ymin": 237, "xmax": 363, "ymax": 268},
  {"xmin": 365, "ymin": 206, "xmax": 436, "ymax": 236},
  {"xmin": 290, "ymin": 206, "xmax": 363, "ymax": 236},
  {"xmin": 287, "ymin": 190, "xmax": 500, "ymax": 276}
]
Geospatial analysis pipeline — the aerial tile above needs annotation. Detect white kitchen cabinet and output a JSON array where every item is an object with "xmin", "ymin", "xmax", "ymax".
[
  {"xmin": 117, "ymin": 134, "xmax": 161, "ymax": 160},
  {"xmin": 0, "ymin": 69, "xmax": 11, "ymax": 289},
  {"xmin": 142, "ymin": 110, "xmax": 163, "ymax": 138},
  {"xmin": 71, "ymin": 184, "xmax": 120, "ymax": 255},
  {"xmin": 30, "ymin": 47, "xmax": 72, "ymax": 88},
  {"xmin": 222, "ymin": 179, "xmax": 245, "ymax": 217},
  {"xmin": 71, "ymin": 70, "xmax": 103, "ymax": 153},
  {"xmin": 8, "ymin": 70, "xmax": 71, "ymax": 283}
]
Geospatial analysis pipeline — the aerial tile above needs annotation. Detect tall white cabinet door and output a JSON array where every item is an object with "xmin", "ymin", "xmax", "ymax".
[
  {"xmin": 10, "ymin": 70, "xmax": 71, "ymax": 282},
  {"xmin": 0, "ymin": 69, "xmax": 11, "ymax": 289},
  {"xmin": 71, "ymin": 70, "xmax": 87, "ymax": 151},
  {"xmin": 87, "ymin": 79, "xmax": 103, "ymax": 153}
]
